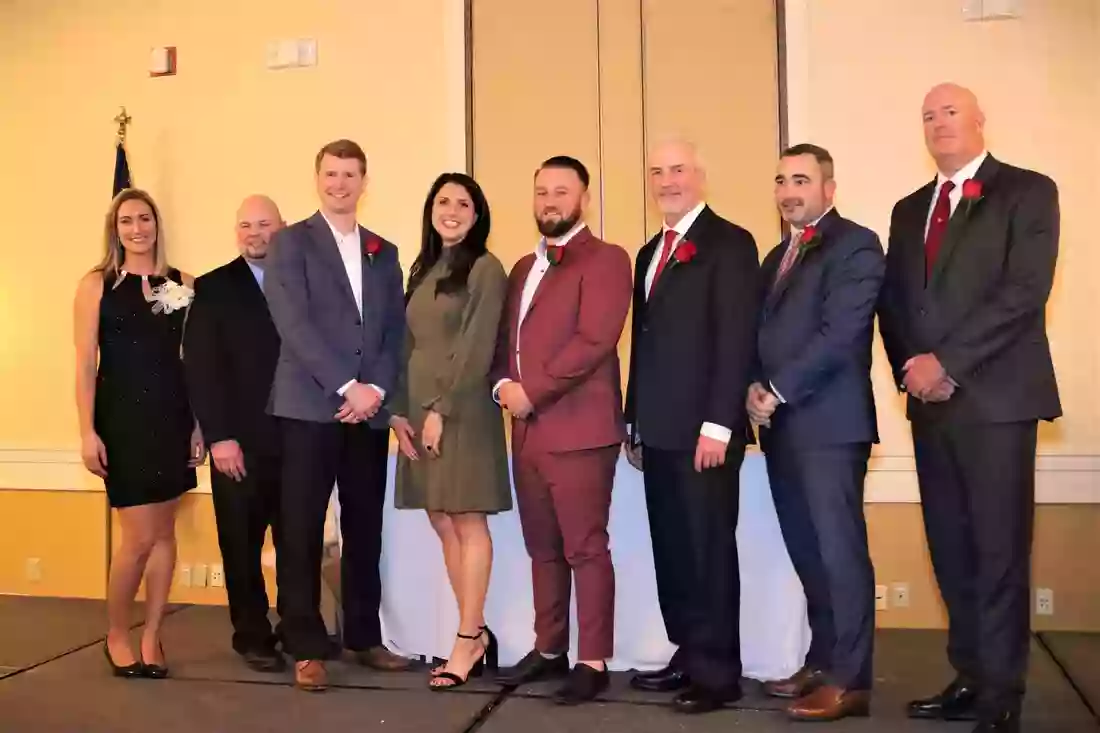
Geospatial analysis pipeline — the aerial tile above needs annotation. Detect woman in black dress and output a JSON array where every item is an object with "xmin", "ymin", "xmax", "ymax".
[{"xmin": 74, "ymin": 188, "xmax": 204, "ymax": 677}]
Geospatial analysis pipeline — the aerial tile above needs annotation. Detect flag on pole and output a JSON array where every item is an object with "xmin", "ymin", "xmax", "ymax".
[{"xmin": 113, "ymin": 140, "xmax": 131, "ymax": 197}]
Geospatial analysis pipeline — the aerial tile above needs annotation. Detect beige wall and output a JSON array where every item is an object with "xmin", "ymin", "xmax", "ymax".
[
  {"xmin": 0, "ymin": 0, "xmax": 464, "ymax": 595},
  {"xmin": 787, "ymin": 0, "xmax": 1100, "ymax": 466},
  {"xmin": 788, "ymin": 0, "xmax": 1100, "ymax": 628},
  {"xmin": 0, "ymin": 0, "xmax": 466, "ymax": 451},
  {"xmin": 2, "ymin": 0, "xmax": 1097, "ymax": 631}
]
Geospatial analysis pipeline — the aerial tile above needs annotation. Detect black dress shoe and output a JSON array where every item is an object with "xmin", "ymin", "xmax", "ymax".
[
  {"xmin": 630, "ymin": 664, "xmax": 691, "ymax": 692},
  {"xmin": 672, "ymin": 684, "xmax": 743, "ymax": 714},
  {"xmin": 553, "ymin": 664, "xmax": 610, "ymax": 705},
  {"xmin": 241, "ymin": 647, "xmax": 287, "ymax": 673},
  {"xmin": 496, "ymin": 649, "xmax": 570, "ymax": 686},
  {"xmin": 973, "ymin": 711, "xmax": 1020, "ymax": 732},
  {"xmin": 907, "ymin": 678, "xmax": 980, "ymax": 720}
]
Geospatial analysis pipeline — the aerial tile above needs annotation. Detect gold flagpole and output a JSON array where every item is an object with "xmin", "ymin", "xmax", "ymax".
[
  {"xmin": 104, "ymin": 106, "xmax": 133, "ymax": 594},
  {"xmin": 114, "ymin": 106, "xmax": 132, "ymax": 144}
]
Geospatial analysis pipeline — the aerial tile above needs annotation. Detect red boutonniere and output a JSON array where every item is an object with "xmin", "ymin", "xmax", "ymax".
[
  {"xmin": 798, "ymin": 225, "xmax": 822, "ymax": 252},
  {"xmin": 545, "ymin": 244, "xmax": 564, "ymax": 266},
  {"xmin": 673, "ymin": 239, "xmax": 698, "ymax": 265},
  {"xmin": 363, "ymin": 236, "xmax": 382, "ymax": 264},
  {"xmin": 961, "ymin": 179, "xmax": 984, "ymax": 215}
]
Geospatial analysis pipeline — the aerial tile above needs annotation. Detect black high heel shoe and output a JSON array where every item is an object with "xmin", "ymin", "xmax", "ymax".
[
  {"xmin": 103, "ymin": 642, "xmax": 143, "ymax": 678},
  {"xmin": 140, "ymin": 641, "xmax": 170, "ymax": 679},
  {"xmin": 430, "ymin": 629, "xmax": 493, "ymax": 691},
  {"xmin": 431, "ymin": 624, "xmax": 491, "ymax": 676},
  {"xmin": 481, "ymin": 626, "xmax": 499, "ymax": 673}
]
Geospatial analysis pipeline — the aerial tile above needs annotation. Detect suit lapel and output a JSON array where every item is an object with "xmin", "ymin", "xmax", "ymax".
[
  {"xmin": 647, "ymin": 208, "xmax": 711, "ymax": 308},
  {"xmin": 358, "ymin": 225, "xmax": 381, "ymax": 323},
  {"xmin": 306, "ymin": 212, "xmax": 358, "ymax": 312},
  {"xmin": 522, "ymin": 227, "xmax": 591, "ymax": 323},
  {"xmin": 928, "ymin": 156, "xmax": 1001, "ymax": 288},
  {"xmin": 766, "ymin": 208, "xmax": 841, "ymax": 311},
  {"xmin": 229, "ymin": 256, "xmax": 268, "ymax": 312}
]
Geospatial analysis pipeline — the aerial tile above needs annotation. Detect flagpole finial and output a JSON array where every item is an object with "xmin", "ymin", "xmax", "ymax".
[{"xmin": 113, "ymin": 106, "xmax": 132, "ymax": 143}]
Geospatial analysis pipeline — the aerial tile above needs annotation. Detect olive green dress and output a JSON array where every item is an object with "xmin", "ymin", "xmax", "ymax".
[{"xmin": 391, "ymin": 251, "xmax": 512, "ymax": 513}]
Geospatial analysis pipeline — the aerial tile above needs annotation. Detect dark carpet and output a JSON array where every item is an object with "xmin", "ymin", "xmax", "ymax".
[{"xmin": 1, "ymin": 597, "xmax": 1097, "ymax": 732}]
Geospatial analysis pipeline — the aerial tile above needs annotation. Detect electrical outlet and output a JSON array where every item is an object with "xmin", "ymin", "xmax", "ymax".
[
  {"xmin": 1036, "ymin": 588, "xmax": 1054, "ymax": 616},
  {"xmin": 178, "ymin": 564, "xmax": 192, "ymax": 587},
  {"xmin": 210, "ymin": 564, "xmax": 225, "ymax": 588},
  {"xmin": 26, "ymin": 558, "xmax": 42, "ymax": 582},
  {"xmin": 875, "ymin": 584, "xmax": 888, "ymax": 611},
  {"xmin": 192, "ymin": 563, "xmax": 208, "ymax": 587},
  {"xmin": 892, "ymin": 583, "xmax": 910, "ymax": 608}
]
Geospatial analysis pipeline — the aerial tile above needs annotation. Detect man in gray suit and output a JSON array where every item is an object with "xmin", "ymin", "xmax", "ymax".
[{"xmin": 264, "ymin": 139, "xmax": 409, "ymax": 691}]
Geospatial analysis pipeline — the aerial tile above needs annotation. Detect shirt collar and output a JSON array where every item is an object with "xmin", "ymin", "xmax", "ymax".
[
  {"xmin": 320, "ymin": 211, "xmax": 360, "ymax": 242},
  {"xmin": 245, "ymin": 258, "xmax": 264, "ymax": 280},
  {"xmin": 937, "ymin": 150, "xmax": 988, "ymax": 190},
  {"xmin": 662, "ymin": 201, "xmax": 706, "ymax": 237},
  {"xmin": 792, "ymin": 205, "xmax": 835, "ymax": 236},
  {"xmin": 537, "ymin": 220, "xmax": 587, "ymax": 257}
]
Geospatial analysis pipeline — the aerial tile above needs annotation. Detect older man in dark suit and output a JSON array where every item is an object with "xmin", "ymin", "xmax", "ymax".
[
  {"xmin": 878, "ymin": 84, "xmax": 1061, "ymax": 733},
  {"xmin": 264, "ymin": 139, "xmax": 409, "ymax": 691},
  {"xmin": 624, "ymin": 139, "xmax": 761, "ymax": 714},
  {"xmin": 749, "ymin": 144, "xmax": 884, "ymax": 722},
  {"xmin": 184, "ymin": 195, "xmax": 287, "ymax": 673}
]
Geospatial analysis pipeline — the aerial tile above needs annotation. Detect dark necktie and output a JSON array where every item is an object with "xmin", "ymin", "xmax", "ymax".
[
  {"xmin": 925, "ymin": 180, "xmax": 955, "ymax": 280},
  {"xmin": 648, "ymin": 229, "xmax": 678, "ymax": 298}
]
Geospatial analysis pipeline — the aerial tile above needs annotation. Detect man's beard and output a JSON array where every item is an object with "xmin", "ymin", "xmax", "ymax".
[
  {"xmin": 535, "ymin": 206, "xmax": 581, "ymax": 238},
  {"xmin": 243, "ymin": 241, "xmax": 269, "ymax": 260}
]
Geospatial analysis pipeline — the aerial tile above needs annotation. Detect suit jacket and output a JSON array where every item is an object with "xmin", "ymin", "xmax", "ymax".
[
  {"xmin": 490, "ymin": 226, "xmax": 632, "ymax": 455},
  {"xmin": 756, "ymin": 209, "xmax": 884, "ymax": 450},
  {"xmin": 624, "ymin": 205, "xmax": 761, "ymax": 451},
  {"xmin": 877, "ymin": 154, "xmax": 1061, "ymax": 425},
  {"xmin": 264, "ymin": 211, "xmax": 406, "ymax": 427},
  {"xmin": 183, "ymin": 257, "xmax": 282, "ymax": 455}
]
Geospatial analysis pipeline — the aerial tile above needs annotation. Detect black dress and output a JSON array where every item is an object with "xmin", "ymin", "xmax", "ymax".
[{"xmin": 95, "ymin": 268, "xmax": 197, "ymax": 508}]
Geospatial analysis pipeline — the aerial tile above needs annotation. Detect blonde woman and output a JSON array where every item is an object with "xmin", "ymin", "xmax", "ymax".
[{"xmin": 73, "ymin": 188, "xmax": 204, "ymax": 678}]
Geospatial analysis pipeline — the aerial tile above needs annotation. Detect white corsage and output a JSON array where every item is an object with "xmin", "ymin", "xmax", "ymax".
[{"xmin": 146, "ymin": 280, "xmax": 194, "ymax": 315}]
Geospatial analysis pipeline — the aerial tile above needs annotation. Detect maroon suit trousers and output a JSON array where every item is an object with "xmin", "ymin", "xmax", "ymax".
[{"xmin": 513, "ymin": 443, "xmax": 618, "ymax": 661}]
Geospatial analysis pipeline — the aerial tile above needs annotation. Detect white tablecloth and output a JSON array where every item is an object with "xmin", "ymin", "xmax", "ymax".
[{"xmin": 330, "ymin": 452, "xmax": 810, "ymax": 681}]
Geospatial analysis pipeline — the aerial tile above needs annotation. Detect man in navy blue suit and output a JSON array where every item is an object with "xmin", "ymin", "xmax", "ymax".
[{"xmin": 748, "ymin": 144, "xmax": 885, "ymax": 722}]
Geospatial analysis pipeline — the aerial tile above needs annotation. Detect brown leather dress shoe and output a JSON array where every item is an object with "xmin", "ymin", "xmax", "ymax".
[
  {"xmin": 788, "ymin": 685, "xmax": 870, "ymax": 721},
  {"xmin": 764, "ymin": 665, "xmax": 826, "ymax": 699},
  {"xmin": 295, "ymin": 660, "xmax": 328, "ymax": 692},
  {"xmin": 354, "ymin": 645, "xmax": 412, "ymax": 671}
]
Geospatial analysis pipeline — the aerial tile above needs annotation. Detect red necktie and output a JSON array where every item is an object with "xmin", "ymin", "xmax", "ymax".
[
  {"xmin": 925, "ymin": 180, "xmax": 955, "ymax": 280},
  {"xmin": 774, "ymin": 229, "xmax": 803, "ymax": 285},
  {"xmin": 648, "ymin": 229, "xmax": 678, "ymax": 298}
]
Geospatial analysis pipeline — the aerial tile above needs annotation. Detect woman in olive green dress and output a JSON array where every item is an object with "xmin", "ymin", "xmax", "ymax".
[{"xmin": 389, "ymin": 172, "xmax": 511, "ymax": 690}]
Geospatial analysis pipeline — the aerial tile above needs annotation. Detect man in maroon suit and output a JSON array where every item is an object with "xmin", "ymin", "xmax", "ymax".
[{"xmin": 492, "ymin": 156, "xmax": 633, "ymax": 705}]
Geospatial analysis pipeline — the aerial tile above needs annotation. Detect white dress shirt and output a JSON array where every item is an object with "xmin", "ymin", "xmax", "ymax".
[
  {"xmin": 246, "ymin": 259, "xmax": 265, "ymax": 292},
  {"xmin": 769, "ymin": 204, "xmax": 835, "ymax": 404},
  {"xmin": 320, "ymin": 213, "xmax": 384, "ymax": 400},
  {"xmin": 494, "ymin": 221, "xmax": 588, "ymax": 399},
  {"xmin": 924, "ymin": 150, "xmax": 988, "ymax": 239}
]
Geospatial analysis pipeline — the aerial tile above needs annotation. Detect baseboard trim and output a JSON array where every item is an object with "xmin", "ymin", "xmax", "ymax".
[{"xmin": 2, "ymin": 448, "xmax": 1097, "ymax": 503}]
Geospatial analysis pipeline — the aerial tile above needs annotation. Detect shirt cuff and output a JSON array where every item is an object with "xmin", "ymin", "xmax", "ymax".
[
  {"xmin": 492, "ymin": 379, "xmax": 512, "ymax": 405},
  {"xmin": 336, "ymin": 379, "xmax": 357, "ymax": 397},
  {"xmin": 700, "ymin": 422, "xmax": 732, "ymax": 443},
  {"xmin": 367, "ymin": 383, "xmax": 386, "ymax": 400},
  {"xmin": 769, "ymin": 381, "xmax": 786, "ymax": 404}
]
